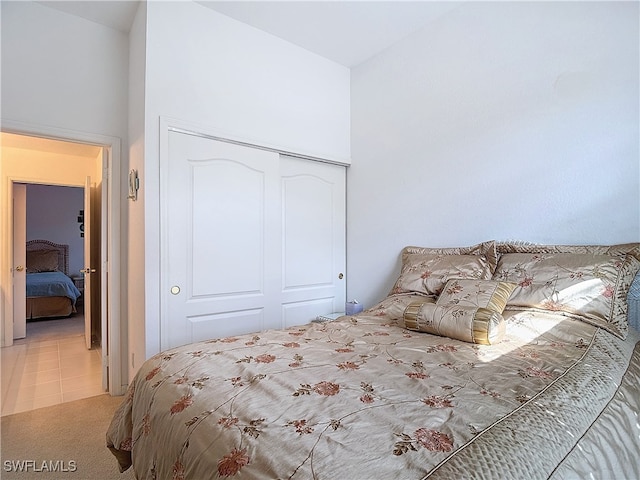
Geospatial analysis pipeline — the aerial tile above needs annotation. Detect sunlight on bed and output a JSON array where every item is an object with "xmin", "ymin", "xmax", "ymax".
[
  {"xmin": 480, "ymin": 278, "xmax": 611, "ymax": 363},
  {"xmin": 478, "ymin": 314, "xmax": 577, "ymax": 363},
  {"xmin": 556, "ymin": 278, "xmax": 602, "ymax": 307}
]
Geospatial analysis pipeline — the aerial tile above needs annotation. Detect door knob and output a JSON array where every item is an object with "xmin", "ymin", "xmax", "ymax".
[
  {"xmin": 80, "ymin": 268, "xmax": 96, "ymax": 274},
  {"xmin": 15, "ymin": 265, "xmax": 24, "ymax": 272}
]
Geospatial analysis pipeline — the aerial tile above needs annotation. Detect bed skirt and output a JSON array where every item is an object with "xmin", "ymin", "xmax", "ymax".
[{"xmin": 26, "ymin": 296, "xmax": 74, "ymax": 319}]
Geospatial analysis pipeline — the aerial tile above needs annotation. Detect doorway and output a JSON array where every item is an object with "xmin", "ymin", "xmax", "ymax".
[
  {"xmin": 20, "ymin": 183, "xmax": 98, "ymax": 346},
  {"xmin": 1, "ymin": 126, "xmax": 124, "ymax": 402},
  {"xmin": 2, "ymin": 142, "xmax": 104, "ymax": 415}
]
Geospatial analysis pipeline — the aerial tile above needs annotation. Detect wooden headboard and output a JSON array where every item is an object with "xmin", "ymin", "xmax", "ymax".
[{"xmin": 26, "ymin": 240, "xmax": 69, "ymax": 275}]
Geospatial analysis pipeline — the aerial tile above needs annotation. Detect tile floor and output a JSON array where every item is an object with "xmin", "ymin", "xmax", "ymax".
[{"xmin": 1, "ymin": 313, "xmax": 105, "ymax": 416}]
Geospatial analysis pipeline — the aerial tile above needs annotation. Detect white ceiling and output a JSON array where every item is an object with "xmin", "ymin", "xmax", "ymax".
[
  {"xmin": 36, "ymin": 1, "xmax": 461, "ymax": 67},
  {"xmin": 36, "ymin": 1, "xmax": 141, "ymax": 34},
  {"xmin": 196, "ymin": 1, "xmax": 461, "ymax": 67}
]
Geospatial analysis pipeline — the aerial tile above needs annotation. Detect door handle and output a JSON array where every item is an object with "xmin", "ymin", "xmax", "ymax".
[
  {"xmin": 80, "ymin": 268, "xmax": 97, "ymax": 274},
  {"xmin": 15, "ymin": 265, "xmax": 24, "ymax": 272}
]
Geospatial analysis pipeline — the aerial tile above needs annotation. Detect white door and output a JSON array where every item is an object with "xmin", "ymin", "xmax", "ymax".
[
  {"xmin": 280, "ymin": 156, "xmax": 346, "ymax": 327},
  {"xmin": 82, "ymin": 176, "xmax": 93, "ymax": 350},
  {"xmin": 100, "ymin": 151, "xmax": 109, "ymax": 390},
  {"xmin": 164, "ymin": 132, "xmax": 281, "ymax": 350},
  {"xmin": 12, "ymin": 183, "xmax": 27, "ymax": 340}
]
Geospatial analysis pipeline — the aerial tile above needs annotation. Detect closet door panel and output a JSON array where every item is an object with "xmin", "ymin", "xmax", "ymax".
[
  {"xmin": 280, "ymin": 156, "xmax": 346, "ymax": 327},
  {"xmin": 164, "ymin": 132, "xmax": 280, "ymax": 350},
  {"xmin": 282, "ymin": 174, "xmax": 333, "ymax": 286},
  {"xmin": 191, "ymin": 160, "xmax": 263, "ymax": 296},
  {"xmin": 188, "ymin": 309, "xmax": 264, "ymax": 343}
]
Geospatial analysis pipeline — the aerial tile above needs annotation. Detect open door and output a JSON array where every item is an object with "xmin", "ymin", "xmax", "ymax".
[
  {"xmin": 99, "ymin": 150, "xmax": 109, "ymax": 391},
  {"xmin": 12, "ymin": 183, "xmax": 27, "ymax": 340},
  {"xmin": 82, "ymin": 176, "xmax": 94, "ymax": 350}
]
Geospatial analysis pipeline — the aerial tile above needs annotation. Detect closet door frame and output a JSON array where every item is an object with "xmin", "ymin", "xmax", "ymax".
[{"xmin": 159, "ymin": 117, "xmax": 348, "ymax": 349}]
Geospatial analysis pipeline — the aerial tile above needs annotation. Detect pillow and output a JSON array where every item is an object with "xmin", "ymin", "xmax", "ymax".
[
  {"xmin": 403, "ymin": 240, "xmax": 498, "ymax": 271},
  {"xmin": 437, "ymin": 278, "xmax": 517, "ymax": 313},
  {"xmin": 404, "ymin": 303, "xmax": 505, "ymax": 345},
  {"xmin": 493, "ymin": 252, "xmax": 640, "ymax": 339},
  {"xmin": 403, "ymin": 279, "xmax": 516, "ymax": 344},
  {"xmin": 26, "ymin": 250, "xmax": 59, "ymax": 273},
  {"xmin": 496, "ymin": 241, "xmax": 640, "ymax": 261},
  {"xmin": 629, "ymin": 271, "xmax": 640, "ymax": 332},
  {"xmin": 390, "ymin": 253, "xmax": 494, "ymax": 297},
  {"xmin": 390, "ymin": 242, "xmax": 497, "ymax": 297}
]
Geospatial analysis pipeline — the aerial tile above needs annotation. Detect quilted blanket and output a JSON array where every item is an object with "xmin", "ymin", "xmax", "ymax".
[
  {"xmin": 26, "ymin": 272, "xmax": 81, "ymax": 302},
  {"xmin": 107, "ymin": 294, "xmax": 640, "ymax": 479}
]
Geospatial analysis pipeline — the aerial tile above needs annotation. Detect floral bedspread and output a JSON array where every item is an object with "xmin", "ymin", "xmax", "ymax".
[{"xmin": 107, "ymin": 294, "xmax": 640, "ymax": 479}]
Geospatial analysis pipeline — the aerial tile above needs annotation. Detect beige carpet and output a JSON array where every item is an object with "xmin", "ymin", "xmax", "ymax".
[{"xmin": 1, "ymin": 394, "xmax": 135, "ymax": 479}]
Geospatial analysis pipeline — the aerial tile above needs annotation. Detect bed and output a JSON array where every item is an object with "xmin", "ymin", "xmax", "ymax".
[
  {"xmin": 26, "ymin": 239, "xmax": 82, "ymax": 319},
  {"xmin": 107, "ymin": 240, "xmax": 640, "ymax": 479}
]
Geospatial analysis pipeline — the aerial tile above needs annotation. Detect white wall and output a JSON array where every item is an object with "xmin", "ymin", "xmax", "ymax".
[
  {"xmin": 127, "ymin": 0, "xmax": 147, "ymax": 382},
  {"xmin": 349, "ymin": 2, "xmax": 640, "ymax": 307},
  {"xmin": 130, "ymin": 1, "xmax": 351, "ymax": 372},
  {"xmin": 146, "ymin": 2, "xmax": 350, "ymax": 163},
  {"xmin": 1, "ymin": 2, "xmax": 129, "ymax": 140}
]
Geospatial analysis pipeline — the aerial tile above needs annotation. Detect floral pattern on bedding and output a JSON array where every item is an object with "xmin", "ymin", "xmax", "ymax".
[
  {"xmin": 108, "ymin": 295, "xmax": 624, "ymax": 480},
  {"xmin": 494, "ymin": 252, "xmax": 640, "ymax": 339}
]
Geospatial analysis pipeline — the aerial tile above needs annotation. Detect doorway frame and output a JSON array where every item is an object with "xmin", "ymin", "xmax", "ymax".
[{"xmin": 1, "ymin": 120, "xmax": 124, "ymax": 396}]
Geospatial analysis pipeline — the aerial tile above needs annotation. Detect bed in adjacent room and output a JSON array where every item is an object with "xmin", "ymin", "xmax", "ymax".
[
  {"xmin": 107, "ymin": 241, "xmax": 640, "ymax": 479},
  {"xmin": 26, "ymin": 239, "xmax": 82, "ymax": 319}
]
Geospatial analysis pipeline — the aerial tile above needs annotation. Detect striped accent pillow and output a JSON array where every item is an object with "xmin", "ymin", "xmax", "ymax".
[{"xmin": 404, "ymin": 280, "xmax": 516, "ymax": 345}]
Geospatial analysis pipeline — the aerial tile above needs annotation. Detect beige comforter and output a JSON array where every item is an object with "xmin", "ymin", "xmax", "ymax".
[{"xmin": 107, "ymin": 294, "xmax": 640, "ymax": 479}]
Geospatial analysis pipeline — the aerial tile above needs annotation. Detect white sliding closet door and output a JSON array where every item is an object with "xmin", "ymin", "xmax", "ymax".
[
  {"xmin": 280, "ymin": 156, "xmax": 345, "ymax": 327},
  {"xmin": 165, "ymin": 132, "xmax": 281, "ymax": 349},
  {"xmin": 163, "ymin": 131, "xmax": 346, "ymax": 350}
]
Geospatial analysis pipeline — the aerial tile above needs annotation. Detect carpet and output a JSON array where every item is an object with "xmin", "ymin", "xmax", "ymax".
[{"xmin": 1, "ymin": 394, "xmax": 135, "ymax": 480}]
